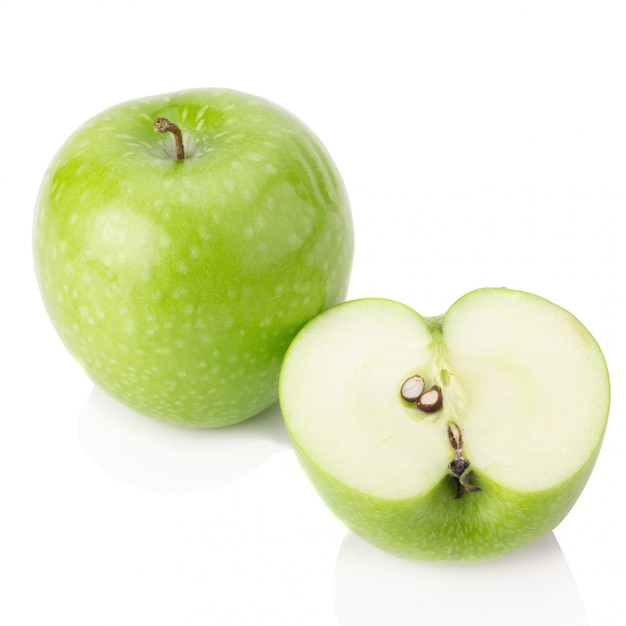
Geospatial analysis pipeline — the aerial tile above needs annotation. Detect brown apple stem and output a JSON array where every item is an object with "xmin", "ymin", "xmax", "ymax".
[
  {"xmin": 153, "ymin": 117, "xmax": 185, "ymax": 160},
  {"xmin": 447, "ymin": 422, "xmax": 481, "ymax": 499}
]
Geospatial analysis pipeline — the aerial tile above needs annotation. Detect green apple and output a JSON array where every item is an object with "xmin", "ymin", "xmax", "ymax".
[
  {"xmin": 33, "ymin": 88, "xmax": 353, "ymax": 427},
  {"xmin": 279, "ymin": 288, "xmax": 610, "ymax": 561}
]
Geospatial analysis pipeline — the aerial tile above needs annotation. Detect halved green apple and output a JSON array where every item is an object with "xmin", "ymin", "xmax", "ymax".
[{"xmin": 279, "ymin": 288, "xmax": 610, "ymax": 561}]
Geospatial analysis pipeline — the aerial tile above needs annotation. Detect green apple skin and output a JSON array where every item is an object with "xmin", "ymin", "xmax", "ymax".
[
  {"xmin": 279, "ymin": 290, "xmax": 610, "ymax": 561},
  {"xmin": 290, "ymin": 440, "xmax": 600, "ymax": 562},
  {"xmin": 33, "ymin": 88, "xmax": 353, "ymax": 427}
]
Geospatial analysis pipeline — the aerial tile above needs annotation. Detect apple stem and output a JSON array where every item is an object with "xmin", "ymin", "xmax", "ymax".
[
  {"xmin": 447, "ymin": 423, "xmax": 481, "ymax": 499},
  {"xmin": 153, "ymin": 117, "xmax": 185, "ymax": 160}
]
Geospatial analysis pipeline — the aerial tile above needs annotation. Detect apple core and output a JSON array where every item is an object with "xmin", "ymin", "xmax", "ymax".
[{"xmin": 401, "ymin": 375, "xmax": 481, "ymax": 497}]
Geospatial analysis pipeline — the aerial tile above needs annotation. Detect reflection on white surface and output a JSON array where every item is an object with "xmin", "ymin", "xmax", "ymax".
[
  {"xmin": 79, "ymin": 386, "xmax": 292, "ymax": 493},
  {"xmin": 333, "ymin": 532, "xmax": 588, "ymax": 626}
]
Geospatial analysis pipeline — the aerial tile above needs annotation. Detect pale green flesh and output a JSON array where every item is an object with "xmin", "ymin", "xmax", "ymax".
[
  {"xmin": 33, "ymin": 89, "xmax": 353, "ymax": 427},
  {"xmin": 444, "ymin": 290, "xmax": 608, "ymax": 490},
  {"xmin": 279, "ymin": 289, "xmax": 610, "ymax": 560},
  {"xmin": 282, "ymin": 300, "xmax": 450, "ymax": 499}
]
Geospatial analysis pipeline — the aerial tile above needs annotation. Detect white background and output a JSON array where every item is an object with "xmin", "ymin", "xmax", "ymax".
[{"xmin": 2, "ymin": 1, "xmax": 624, "ymax": 624}]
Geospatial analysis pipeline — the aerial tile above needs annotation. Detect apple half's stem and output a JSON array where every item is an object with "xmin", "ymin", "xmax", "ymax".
[
  {"xmin": 447, "ymin": 422, "xmax": 480, "ymax": 499},
  {"xmin": 153, "ymin": 117, "xmax": 185, "ymax": 160}
]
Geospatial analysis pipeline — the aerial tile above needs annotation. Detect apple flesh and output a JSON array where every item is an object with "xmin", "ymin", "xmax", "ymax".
[
  {"xmin": 279, "ymin": 288, "xmax": 610, "ymax": 561},
  {"xmin": 33, "ymin": 89, "xmax": 353, "ymax": 427}
]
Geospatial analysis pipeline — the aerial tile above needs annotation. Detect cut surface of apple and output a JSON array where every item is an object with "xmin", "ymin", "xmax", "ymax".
[{"xmin": 279, "ymin": 288, "xmax": 610, "ymax": 561}]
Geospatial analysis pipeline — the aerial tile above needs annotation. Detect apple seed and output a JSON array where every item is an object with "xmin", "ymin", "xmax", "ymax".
[
  {"xmin": 416, "ymin": 386, "xmax": 443, "ymax": 412},
  {"xmin": 447, "ymin": 421, "xmax": 463, "ymax": 452},
  {"xmin": 400, "ymin": 375, "xmax": 425, "ymax": 402}
]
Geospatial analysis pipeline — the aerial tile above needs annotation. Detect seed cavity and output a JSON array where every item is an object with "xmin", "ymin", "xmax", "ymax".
[{"xmin": 447, "ymin": 422, "xmax": 480, "ymax": 499}]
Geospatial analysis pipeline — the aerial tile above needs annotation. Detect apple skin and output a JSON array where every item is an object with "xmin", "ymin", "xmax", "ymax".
[
  {"xmin": 279, "ymin": 291, "xmax": 610, "ymax": 561},
  {"xmin": 290, "ymin": 440, "xmax": 600, "ymax": 562},
  {"xmin": 33, "ymin": 88, "xmax": 353, "ymax": 427}
]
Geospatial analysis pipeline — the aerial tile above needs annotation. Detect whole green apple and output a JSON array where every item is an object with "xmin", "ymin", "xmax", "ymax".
[
  {"xmin": 279, "ymin": 288, "xmax": 610, "ymax": 561},
  {"xmin": 34, "ymin": 88, "xmax": 353, "ymax": 427}
]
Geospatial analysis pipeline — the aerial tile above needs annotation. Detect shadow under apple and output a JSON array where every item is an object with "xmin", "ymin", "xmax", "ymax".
[
  {"xmin": 78, "ymin": 386, "xmax": 292, "ymax": 494},
  {"xmin": 333, "ymin": 531, "xmax": 588, "ymax": 626}
]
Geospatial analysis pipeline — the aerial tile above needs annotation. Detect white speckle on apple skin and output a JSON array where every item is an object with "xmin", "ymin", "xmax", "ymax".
[
  {"xmin": 195, "ymin": 104, "xmax": 210, "ymax": 120},
  {"xmin": 287, "ymin": 233, "xmax": 302, "ymax": 249}
]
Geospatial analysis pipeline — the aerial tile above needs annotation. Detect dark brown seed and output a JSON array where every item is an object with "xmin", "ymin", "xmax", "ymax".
[{"xmin": 416, "ymin": 385, "xmax": 443, "ymax": 412}]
